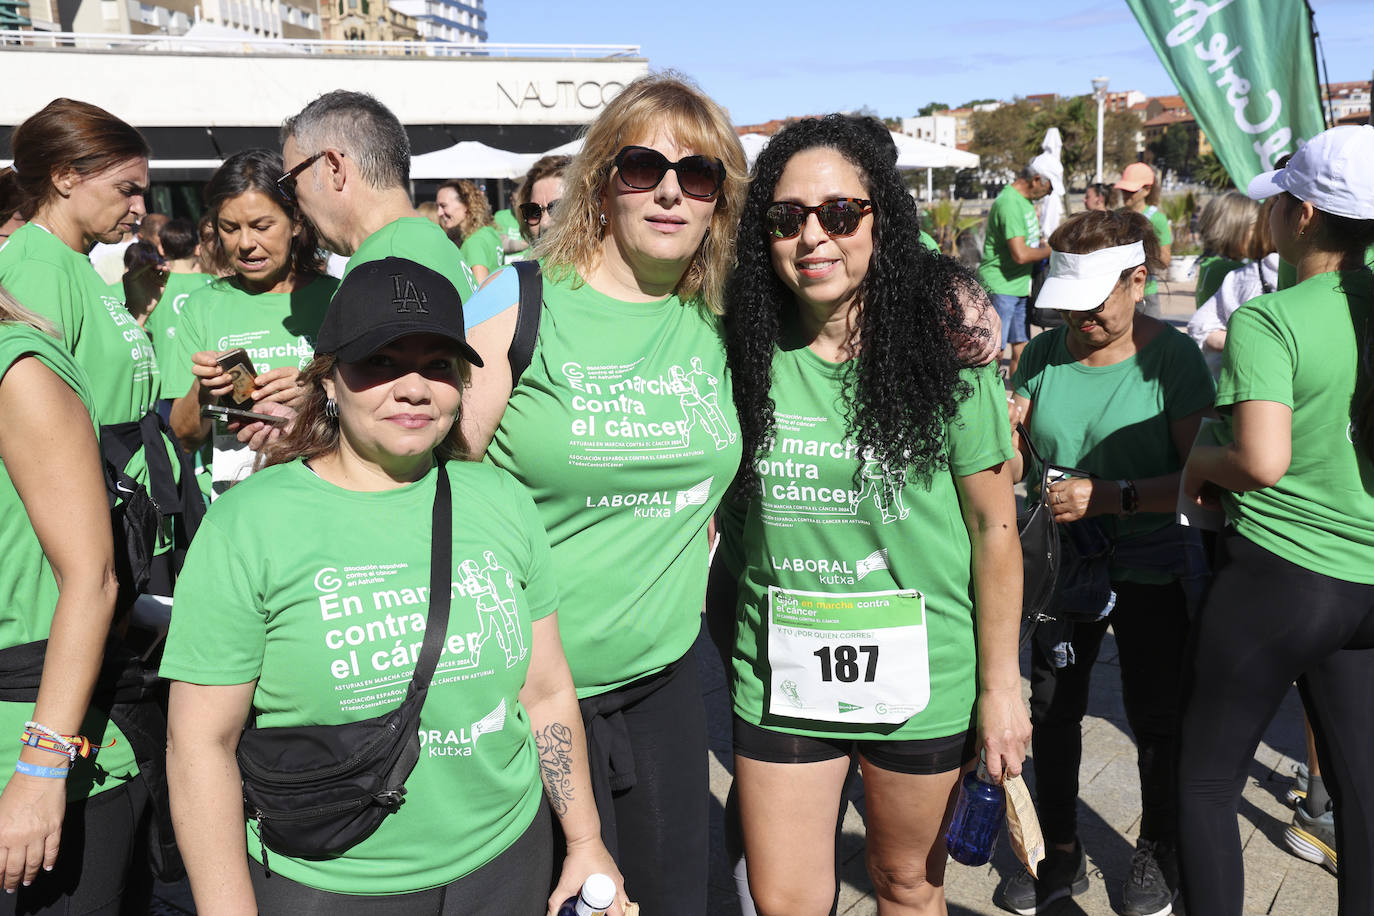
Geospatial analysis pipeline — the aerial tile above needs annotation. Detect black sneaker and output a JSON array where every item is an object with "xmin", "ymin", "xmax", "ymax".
[
  {"xmin": 995, "ymin": 841, "xmax": 1089, "ymax": 915},
  {"xmin": 1123, "ymin": 838, "xmax": 1178, "ymax": 916}
]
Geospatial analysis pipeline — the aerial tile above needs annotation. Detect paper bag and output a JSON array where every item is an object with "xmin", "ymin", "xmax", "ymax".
[{"xmin": 1004, "ymin": 773, "xmax": 1045, "ymax": 878}]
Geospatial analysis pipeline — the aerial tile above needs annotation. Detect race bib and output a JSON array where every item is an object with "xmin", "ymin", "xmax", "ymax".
[{"xmin": 765, "ymin": 586, "xmax": 930, "ymax": 725}]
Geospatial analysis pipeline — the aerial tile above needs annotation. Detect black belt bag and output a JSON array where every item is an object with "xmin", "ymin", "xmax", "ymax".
[{"xmin": 236, "ymin": 462, "xmax": 452, "ymax": 864}]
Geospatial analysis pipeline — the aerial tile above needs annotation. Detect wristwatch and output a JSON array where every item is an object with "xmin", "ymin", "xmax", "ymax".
[{"xmin": 1117, "ymin": 479, "xmax": 1139, "ymax": 517}]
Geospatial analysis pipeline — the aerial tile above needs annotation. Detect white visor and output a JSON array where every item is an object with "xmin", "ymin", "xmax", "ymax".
[{"xmin": 1036, "ymin": 242, "xmax": 1146, "ymax": 312}]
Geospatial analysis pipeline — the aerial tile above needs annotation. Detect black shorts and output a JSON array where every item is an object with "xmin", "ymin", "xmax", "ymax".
[{"xmin": 732, "ymin": 715, "xmax": 975, "ymax": 776}]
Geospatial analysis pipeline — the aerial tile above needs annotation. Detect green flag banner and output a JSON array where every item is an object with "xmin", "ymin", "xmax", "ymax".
[{"xmin": 1126, "ymin": 0, "xmax": 1326, "ymax": 186}]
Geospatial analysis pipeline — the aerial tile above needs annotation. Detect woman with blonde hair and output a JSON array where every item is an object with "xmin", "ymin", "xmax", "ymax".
[
  {"xmin": 460, "ymin": 71, "xmax": 747, "ymax": 914},
  {"xmin": 1187, "ymin": 196, "xmax": 1279, "ymax": 376},
  {"xmin": 436, "ymin": 179, "xmax": 503, "ymax": 284},
  {"xmin": 1193, "ymin": 191, "xmax": 1258, "ymax": 306}
]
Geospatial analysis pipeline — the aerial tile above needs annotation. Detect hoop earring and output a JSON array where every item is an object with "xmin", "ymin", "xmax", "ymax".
[
  {"xmin": 599, "ymin": 212, "xmax": 608, "ymax": 227},
  {"xmin": 325, "ymin": 398, "xmax": 339, "ymax": 420}
]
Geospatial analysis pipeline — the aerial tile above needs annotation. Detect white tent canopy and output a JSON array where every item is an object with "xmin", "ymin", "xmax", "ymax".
[
  {"xmin": 890, "ymin": 132, "xmax": 980, "ymax": 170},
  {"xmin": 410, "ymin": 141, "xmax": 539, "ymax": 180}
]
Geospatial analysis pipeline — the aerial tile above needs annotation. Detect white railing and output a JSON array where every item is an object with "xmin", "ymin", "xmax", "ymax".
[{"xmin": 0, "ymin": 29, "xmax": 641, "ymax": 58}]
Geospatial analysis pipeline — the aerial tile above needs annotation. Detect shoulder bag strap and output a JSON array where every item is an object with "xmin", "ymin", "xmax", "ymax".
[
  {"xmin": 402, "ymin": 460, "xmax": 452, "ymax": 709},
  {"xmin": 1016, "ymin": 422, "xmax": 1052, "ymax": 495},
  {"xmin": 507, "ymin": 260, "xmax": 543, "ymax": 385}
]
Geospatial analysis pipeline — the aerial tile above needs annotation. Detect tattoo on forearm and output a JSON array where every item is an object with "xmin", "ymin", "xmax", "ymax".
[{"xmin": 534, "ymin": 722, "xmax": 575, "ymax": 816}]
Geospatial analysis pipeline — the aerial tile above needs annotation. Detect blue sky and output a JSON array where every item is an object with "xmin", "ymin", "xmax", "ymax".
[{"xmin": 494, "ymin": 0, "xmax": 1373, "ymax": 125}]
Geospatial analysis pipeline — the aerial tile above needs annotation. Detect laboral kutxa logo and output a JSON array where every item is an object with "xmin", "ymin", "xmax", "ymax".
[{"xmin": 584, "ymin": 477, "xmax": 714, "ymax": 518}]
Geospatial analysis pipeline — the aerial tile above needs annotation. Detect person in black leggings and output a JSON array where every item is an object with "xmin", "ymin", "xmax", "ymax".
[{"xmin": 1178, "ymin": 124, "xmax": 1374, "ymax": 915}]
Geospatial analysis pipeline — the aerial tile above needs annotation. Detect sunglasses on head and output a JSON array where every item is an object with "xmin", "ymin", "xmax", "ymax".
[
  {"xmin": 518, "ymin": 200, "xmax": 560, "ymax": 224},
  {"xmin": 276, "ymin": 150, "xmax": 331, "ymax": 203},
  {"xmin": 764, "ymin": 198, "xmax": 873, "ymax": 240},
  {"xmin": 613, "ymin": 146, "xmax": 725, "ymax": 201}
]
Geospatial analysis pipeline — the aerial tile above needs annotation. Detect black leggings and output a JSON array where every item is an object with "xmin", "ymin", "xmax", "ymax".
[
  {"xmin": 0, "ymin": 776, "xmax": 148, "ymax": 916},
  {"xmin": 1029, "ymin": 579, "xmax": 1190, "ymax": 846},
  {"xmin": 1177, "ymin": 531, "xmax": 1374, "ymax": 915},
  {"xmin": 250, "ymin": 801, "xmax": 552, "ymax": 915},
  {"xmin": 574, "ymin": 655, "xmax": 708, "ymax": 916}
]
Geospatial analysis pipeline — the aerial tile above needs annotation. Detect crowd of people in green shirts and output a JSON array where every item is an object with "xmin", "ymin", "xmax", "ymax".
[{"xmin": 0, "ymin": 76, "xmax": 1371, "ymax": 916}]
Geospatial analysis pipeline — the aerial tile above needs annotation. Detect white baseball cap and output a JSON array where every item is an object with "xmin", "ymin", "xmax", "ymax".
[
  {"xmin": 1036, "ymin": 242, "xmax": 1146, "ymax": 312},
  {"xmin": 1247, "ymin": 124, "xmax": 1374, "ymax": 220}
]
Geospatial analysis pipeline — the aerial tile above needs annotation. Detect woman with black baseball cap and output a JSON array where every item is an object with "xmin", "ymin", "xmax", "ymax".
[
  {"xmin": 161, "ymin": 257, "xmax": 625, "ymax": 915},
  {"xmin": 1178, "ymin": 124, "xmax": 1374, "ymax": 916}
]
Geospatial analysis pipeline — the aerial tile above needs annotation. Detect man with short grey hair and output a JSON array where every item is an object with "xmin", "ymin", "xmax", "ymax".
[
  {"xmin": 978, "ymin": 156, "xmax": 1054, "ymax": 377},
  {"xmin": 281, "ymin": 90, "xmax": 477, "ymax": 302}
]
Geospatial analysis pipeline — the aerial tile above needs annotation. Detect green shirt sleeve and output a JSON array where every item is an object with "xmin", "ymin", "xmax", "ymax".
[
  {"xmin": 460, "ymin": 227, "xmax": 503, "ymax": 274},
  {"xmin": 504, "ymin": 470, "xmax": 558, "ymax": 621},
  {"xmin": 948, "ymin": 364, "xmax": 1014, "ymax": 476},
  {"xmin": 3, "ymin": 263, "xmax": 82, "ymax": 352},
  {"xmin": 1010, "ymin": 330, "xmax": 1054, "ymax": 402},
  {"xmin": 159, "ymin": 515, "xmax": 267, "ymax": 685},
  {"xmin": 1215, "ymin": 299, "xmax": 1293, "ymax": 409},
  {"xmin": 1150, "ymin": 208, "xmax": 1173, "ymax": 247}
]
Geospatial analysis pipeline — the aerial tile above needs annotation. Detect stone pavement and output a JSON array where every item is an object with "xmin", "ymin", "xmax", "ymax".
[{"xmin": 702, "ymin": 274, "xmax": 1340, "ymax": 915}]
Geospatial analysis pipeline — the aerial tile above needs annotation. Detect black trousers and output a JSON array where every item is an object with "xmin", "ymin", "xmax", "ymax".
[
  {"xmin": 1177, "ymin": 531, "xmax": 1374, "ymax": 915},
  {"xmin": 573, "ymin": 655, "xmax": 708, "ymax": 916},
  {"xmin": 250, "ymin": 801, "xmax": 552, "ymax": 915},
  {"xmin": 0, "ymin": 776, "xmax": 148, "ymax": 916},
  {"xmin": 1029, "ymin": 579, "xmax": 1190, "ymax": 846}
]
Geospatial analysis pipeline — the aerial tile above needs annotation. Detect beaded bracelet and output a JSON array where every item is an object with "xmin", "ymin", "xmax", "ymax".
[
  {"xmin": 23, "ymin": 722, "xmax": 76, "ymax": 761},
  {"xmin": 14, "ymin": 760, "xmax": 69, "ymax": 779}
]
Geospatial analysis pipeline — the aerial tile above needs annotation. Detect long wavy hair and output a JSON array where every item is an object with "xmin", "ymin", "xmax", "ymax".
[
  {"xmin": 259, "ymin": 354, "xmax": 472, "ymax": 469},
  {"xmin": 725, "ymin": 114, "xmax": 978, "ymax": 499},
  {"xmin": 536, "ymin": 72, "xmax": 747, "ymax": 312},
  {"xmin": 437, "ymin": 179, "xmax": 493, "ymax": 239}
]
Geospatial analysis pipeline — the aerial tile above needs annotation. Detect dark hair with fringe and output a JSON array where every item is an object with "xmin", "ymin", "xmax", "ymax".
[
  {"xmin": 202, "ymin": 149, "xmax": 325, "ymax": 282},
  {"xmin": 725, "ymin": 114, "xmax": 980, "ymax": 499},
  {"xmin": 9, "ymin": 99, "xmax": 149, "ymax": 219}
]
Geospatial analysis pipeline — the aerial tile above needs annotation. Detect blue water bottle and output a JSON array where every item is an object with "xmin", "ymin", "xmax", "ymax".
[
  {"xmin": 945, "ymin": 759, "xmax": 1006, "ymax": 866},
  {"xmin": 556, "ymin": 873, "xmax": 616, "ymax": 916}
]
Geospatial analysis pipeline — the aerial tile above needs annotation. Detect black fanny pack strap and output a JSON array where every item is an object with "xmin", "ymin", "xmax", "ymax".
[
  {"xmin": 403, "ymin": 461, "xmax": 452, "ymax": 707},
  {"xmin": 508, "ymin": 260, "xmax": 543, "ymax": 385}
]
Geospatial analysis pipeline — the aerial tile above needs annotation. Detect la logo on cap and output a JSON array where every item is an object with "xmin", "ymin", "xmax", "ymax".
[{"xmin": 391, "ymin": 274, "xmax": 429, "ymax": 314}]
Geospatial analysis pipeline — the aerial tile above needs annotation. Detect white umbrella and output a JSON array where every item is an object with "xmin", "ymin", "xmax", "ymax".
[
  {"xmin": 1036, "ymin": 128, "xmax": 1067, "ymax": 238},
  {"xmin": 410, "ymin": 141, "xmax": 538, "ymax": 181}
]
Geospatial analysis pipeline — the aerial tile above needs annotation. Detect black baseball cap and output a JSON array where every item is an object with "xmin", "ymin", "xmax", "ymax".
[{"xmin": 315, "ymin": 257, "xmax": 484, "ymax": 367}]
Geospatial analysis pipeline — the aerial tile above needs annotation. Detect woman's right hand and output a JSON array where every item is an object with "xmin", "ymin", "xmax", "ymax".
[
  {"xmin": 0, "ymin": 769, "xmax": 67, "ymax": 891},
  {"xmin": 547, "ymin": 835, "xmax": 629, "ymax": 916},
  {"xmin": 191, "ymin": 351, "xmax": 234, "ymax": 401}
]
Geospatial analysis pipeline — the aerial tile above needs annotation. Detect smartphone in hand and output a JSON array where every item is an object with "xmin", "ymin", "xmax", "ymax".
[{"xmin": 216, "ymin": 348, "xmax": 257, "ymax": 408}]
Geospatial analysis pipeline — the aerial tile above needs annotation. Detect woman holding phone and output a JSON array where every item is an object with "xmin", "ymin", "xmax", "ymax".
[
  {"xmin": 167, "ymin": 149, "xmax": 337, "ymax": 496},
  {"xmin": 162, "ymin": 257, "xmax": 625, "ymax": 916}
]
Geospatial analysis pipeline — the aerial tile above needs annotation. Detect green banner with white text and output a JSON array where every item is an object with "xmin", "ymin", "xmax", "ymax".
[{"xmin": 1126, "ymin": 0, "xmax": 1326, "ymax": 186}]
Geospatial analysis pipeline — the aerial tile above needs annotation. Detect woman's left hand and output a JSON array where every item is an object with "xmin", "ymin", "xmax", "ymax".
[
  {"xmin": 0, "ymin": 771, "xmax": 67, "ymax": 892},
  {"xmin": 978, "ymin": 686, "xmax": 1031, "ymax": 783},
  {"xmin": 547, "ymin": 835, "xmax": 628, "ymax": 916},
  {"xmin": 1047, "ymin": 477, "xmax": 1108, "ymax": 523},
  {"xmin": 250, "ymin": 368, "xmax": 306, "ymax": 412}
]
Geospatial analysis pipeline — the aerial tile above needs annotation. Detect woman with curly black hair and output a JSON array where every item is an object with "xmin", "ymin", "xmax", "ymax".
[{"xmin": 715, "ymin": 114, "xmax": 1029, "ymax": 915}]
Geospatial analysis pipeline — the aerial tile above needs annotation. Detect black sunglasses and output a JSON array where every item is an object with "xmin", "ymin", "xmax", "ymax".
[
  {"xmin": 764, "ymin": 198, "xmax": 873, "ymax": 240},
  {"xmin": 613, "ymin": 146, "xmax": 725, "ymax": 201},
  {"xmin": 276, "ymin": 150, "xmax": 328, "ymax": 203},
  {"xmin": 518, "ymin": 199, "xmax": 560, "ymax": 224}
]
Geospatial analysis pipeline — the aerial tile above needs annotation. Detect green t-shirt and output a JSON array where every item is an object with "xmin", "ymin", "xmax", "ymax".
[
  {"xmin": 166, "ymin": 275, "xmax": 337, "ymax": 398},
  {"xmin": 1194, "ymin": 255, "xmax": 1243, "ymax": 308},
  {"xmin": 459, "ymin": 224, "xmax": 505, "ymax": 276},
  {"xmin": 722, "ymin": 360, "xmax": 1011, "ymax": 741},
  {"xmin": 1142, "ymin": 205, "xmax": 1174, "ymax": 297},
  {"xmin": 1013, "ymin": 324, "xmax": 1215, "ymax": 577},
  {"xmin": 493, "ymin": 209, "xmax": 522, "ymax": 246},
  {"xmin": 919, "ymin": 229, "xmax": 939, "ymax": 253},
  {"xmin": 0, "ymin": 223, "xmax": 161, "ymax": 422},
  {"xmin": 346, "ymin": 217, "xmax": 477, "ymax": 304},
  {"xmin": 145, "ymin": 271, "xmax": 214, "ymax": 371},
  {"xmin": 483, "ymin": 267, "xmax": 742, "ymax": 697},
  {"xmin": 1214, "ymin": 269, "xmax": 1374, "ymax": 582},
  {"xmin": 978, "ymin": 184, "xmax": 1041, "ymax": 297},
  {"xmin": 0, "ymin": 324, "xmax": 139, "ymax": 800},
  {"xmin": 160, "ymin": 460, "xmax": 555, "ymax": 894}
]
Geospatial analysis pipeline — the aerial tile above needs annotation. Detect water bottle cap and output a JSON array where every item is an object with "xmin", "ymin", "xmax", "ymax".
[{"xmin": 581, "ymin": 873, "xmax": 616, "ymax": 909}]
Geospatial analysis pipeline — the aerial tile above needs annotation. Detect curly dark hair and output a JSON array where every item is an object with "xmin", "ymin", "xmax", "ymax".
[{"xmin": 725, "ymin": 114, "xmax": 983, "ymax": 499}]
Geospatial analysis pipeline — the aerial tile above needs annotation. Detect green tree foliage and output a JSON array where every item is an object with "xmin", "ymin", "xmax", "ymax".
[
  {"xmin": 1194, "ymin": 153, "xmax": 1235, "ymax": 190},
  {"xmin": 970, "ymin": 96, "xmax": 1142, "ymax": 184},
  {"xmin": 1150, "ymin": 123, "xmax": 1195, "ymax": 177},
  {"xmin": 917, "ymin": 102, "xmax": 951, "ymax": 117}
]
